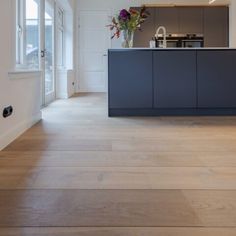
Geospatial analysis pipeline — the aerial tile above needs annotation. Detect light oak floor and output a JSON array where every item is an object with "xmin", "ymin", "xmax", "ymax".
[{"xmin": 1, "ymin": 93, "xmax": 236, "ymax": 235}]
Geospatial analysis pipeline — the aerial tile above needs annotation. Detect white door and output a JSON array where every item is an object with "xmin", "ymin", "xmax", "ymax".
[
  {"xmin": 78, "ymin": 11, "xmax": 111, "ymax": 92},
  {"xmin": 43, "ymin": 0, "xmax": 55, "ymax": 105},
  {"xmin": 40, "ymin": 0, "xmax": 55, "ymax": 106}
]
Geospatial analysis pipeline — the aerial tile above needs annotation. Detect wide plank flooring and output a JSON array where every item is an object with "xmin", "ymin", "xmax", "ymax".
[
  {"xmin": 1, "ymin": 228, "xmax": 236, "ymax": 236},
  {"xmin": 1, "ymin": 93, "xmax": 236, "ymax": 235}
]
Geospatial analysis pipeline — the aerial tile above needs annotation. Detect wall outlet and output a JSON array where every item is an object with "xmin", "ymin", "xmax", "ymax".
[{"xmin": 3, "ymin": 106, "xmax": 13, "ymax": 118}]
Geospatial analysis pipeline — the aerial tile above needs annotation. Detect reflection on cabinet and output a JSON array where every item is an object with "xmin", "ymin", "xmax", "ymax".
[
  {"xmin": 109, "ymin": 50, "xmax": 153, "ymax": 109},
  {"xmin": 155, "ymin": 8, "xmax": 179, "ymax": 34},
  {"xmin": 133, "ymin": 8, "xmax": 155, "ymax": 48},
  {"xmin": 197, "ymin": 51, "xmax": 236, "ymax": 108},
  {"xmin": 179, "ymin": 7, "xmax": 203, "ymax": 34},
  {"xmin": 154, "ymin": 50, "xmax": 197, "ymax": 108},
  {"xmin": 204, "ymin": 7, "xmax": 229, "ymax": 47}
]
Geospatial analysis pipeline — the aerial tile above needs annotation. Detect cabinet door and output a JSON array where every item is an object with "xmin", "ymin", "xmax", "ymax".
[
  {"xmin": 155, "ymin": 8, "xmax": 179, "ymax": 34},
  {"xmin": 197, "ymin": 51, "xmax": 236, "ymax": 108},
  {"xmin": 179, "ymin": 7, "xmax": 203, "ymax": 34},
  {"xmin": 204, "ymin": 7, "xmax": 229, "ymax": 47},
  {"xmin": 109, "ymin": 51, "xmax": 153, "ymax": 109},
  {"xmin": 153, "ymin": 51, "xmax": 197, "ymax": 108},
  {"xmin": 133, "ymin": 8, "xmax": 155, "ymax": 47}
]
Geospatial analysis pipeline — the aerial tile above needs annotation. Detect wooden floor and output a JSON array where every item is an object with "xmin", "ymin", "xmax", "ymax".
[{"xmin": 1, "ymin": 93, "xmax": 236, "ymax": 235}]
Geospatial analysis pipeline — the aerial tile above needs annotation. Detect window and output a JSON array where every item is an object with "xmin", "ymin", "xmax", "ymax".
[
  {"xmin": 57, "ymin": 7, "xmax": 64, "ymax": 67},
  {"xmin": 16, "ymin": 0, "xmax": 40, "ymax": 69}
]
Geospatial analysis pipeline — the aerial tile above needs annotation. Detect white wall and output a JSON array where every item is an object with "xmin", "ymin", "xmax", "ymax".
[
  {"xmin": 0, "ymin": 0, "xmax": 42, "ymax": 150},
  {"xmin": 229, "ymin": 0, "xmax": 236, "ymax": 47},
  {"xmin": 76, "ymin": 0, "xmax": 234, "ymax": 47},
  {"xmin": 75, "ymin": 0, "xmax": 236, "ymax": 92}
]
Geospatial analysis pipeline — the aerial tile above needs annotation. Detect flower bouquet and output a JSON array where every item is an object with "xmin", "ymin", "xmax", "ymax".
[{"xmin": 108, "ymin": 6, "xmax": 149, "ymax": 48}]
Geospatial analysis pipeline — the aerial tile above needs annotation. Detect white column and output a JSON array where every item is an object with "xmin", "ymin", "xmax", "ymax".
[{"xmin": 229, "ymin": 0, "xmax": 236, "ymax": 47}]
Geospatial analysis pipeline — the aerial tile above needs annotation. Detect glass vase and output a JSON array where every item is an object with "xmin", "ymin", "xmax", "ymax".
[{"xmin": 121, "ymin": 30, "xmax": 134, "ymax": 48}]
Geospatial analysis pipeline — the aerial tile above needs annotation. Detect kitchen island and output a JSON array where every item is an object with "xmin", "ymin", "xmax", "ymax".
[{"xmin": 108, "ymin": 48, "xmax": 236, "ymax": 116}]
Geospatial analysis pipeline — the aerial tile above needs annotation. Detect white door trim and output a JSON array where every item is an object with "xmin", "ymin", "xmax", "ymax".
[
  {"xmin": 77, "ymin": 9, "xmax": 111, "ymax": 93},
  {"xmin": 40, "ymin": 0, "xmax": 56, "ymax": 107}
]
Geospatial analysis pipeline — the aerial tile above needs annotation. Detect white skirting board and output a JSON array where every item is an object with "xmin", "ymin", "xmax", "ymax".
[{"xmin": 0, "ymin": 112, "xmax": 42, "ymax": 151}]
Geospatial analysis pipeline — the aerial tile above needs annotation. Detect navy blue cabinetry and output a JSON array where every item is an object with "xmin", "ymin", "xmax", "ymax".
[
  {"xmin": 153, "ymin": 50, "xmax": 197, "ymax": 108},
  {"xmin": 108, "ymin": 50, "xmax": 153, "ymax": 109},
  {"xmin": 108, "ymin": 49, "xmax": 236, "ymax": 116},
  {"xmin": 197, "ymin": 50, "xmax": 236, "ymax": 108}
]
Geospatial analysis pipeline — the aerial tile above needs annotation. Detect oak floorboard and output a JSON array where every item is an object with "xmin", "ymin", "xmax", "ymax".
[
  {"xmin": 1, "ymin": 151, "xmax": 236, "ymax": 167},
  {"xmin": 0, "ymin": 190, "xmax": 236, "ymax": 227},
  {"xmin": 0, "ymin": 227, "xmax": 236, "ymax": 236},
  {"xmin": 16, "ymin": 126, "xmax": 236, "ymax": 140},
  {"xmin": 1, "ymin": 166, "xmax": 236, "ymax": 189},
  {"xmin": 4, "ymin": 138, "xmax": 236, "ymax": 152},
  {"xmin": 3, "ymin": 139, "xmax": 112, "ymax": 152}
]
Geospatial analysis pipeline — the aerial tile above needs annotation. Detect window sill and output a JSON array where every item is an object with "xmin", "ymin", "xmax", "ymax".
[{"xmin": 8, "ymin": 70, "xmax": 42, "ymax": 80}]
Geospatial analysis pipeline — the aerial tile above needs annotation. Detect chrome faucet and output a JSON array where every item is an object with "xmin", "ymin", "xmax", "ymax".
[{"xmin": 155, "ymin": 26, "xmax": 167, "ymax": 48}]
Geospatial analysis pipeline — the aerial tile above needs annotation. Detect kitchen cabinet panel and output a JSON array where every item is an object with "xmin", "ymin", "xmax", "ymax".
[
  {"xmin": 133, "ymin": 8, "xmax": 155, "ymax": 48},
  {"xmin": 204, "ymin": 7, "xmax": 229, "ymax": 47},
  {"xmin": 132, "ymin": 6, "xmax": 228, "ymax": 48},
  {"xmin": 153, "ymin": 50, "xmax": 197, "ymax": 108},
  {"xmin": 179, "ymin": 7, "xmax": 203, "ymax": 34},
  {"xmin": 155, "ymin": 8, "xmax": 179, "ymax": 34},
  {"xmin": 197, "ymin": 51, "xmax": 236, "ymax": 108},
  {"xmin": 109, "ymin": 51, "xmax": 153, "ymax": 109}
]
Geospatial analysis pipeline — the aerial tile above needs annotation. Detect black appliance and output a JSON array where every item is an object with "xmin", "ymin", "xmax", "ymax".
[
  {"xmin": 156, "ymin": 34, "xmax": 204, "ymax": 48},
  {"xmin": 181, "ymin": 34, "xmax": 204, "ymax": 48}
]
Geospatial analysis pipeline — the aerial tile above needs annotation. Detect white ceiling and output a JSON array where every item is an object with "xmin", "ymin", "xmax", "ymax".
[
  {"xmin": 140, "ymin": 0, "xmax": 231, "ymax": 6},
  {"xmin": 157, "ymin": 0, "xmax": 231, "ymax": 4}
]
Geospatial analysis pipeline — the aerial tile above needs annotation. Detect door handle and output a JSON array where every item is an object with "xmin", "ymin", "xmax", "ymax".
[
  {"xmin": 41, "ymin": 49, "xmax": 47, "ymax": 58},
  {"xmin": 103, "ymin": 54, "xmax": 108, "ymax": 57}
]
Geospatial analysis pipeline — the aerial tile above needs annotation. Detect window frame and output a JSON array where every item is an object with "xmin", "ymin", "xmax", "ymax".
[
  {"xmin": 57, "ymin": 6, "xmax": 65, "ymax": 68},
  {"xmin": 16, "ymin": 0, "xmax": 25, "ymax": 66},
  {"xmin": 15, "ymin": 0, "xmax": 40, "ymax": 70}
]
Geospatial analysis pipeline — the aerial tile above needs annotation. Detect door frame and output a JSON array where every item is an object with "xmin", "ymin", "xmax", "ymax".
[
  {"xmin": 40, "ymin": 0, "xmax": 56, "ymax": 107},
  {"xmin": 77, "ymin": 9, "xmax": 111, "ymax": 93}
]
